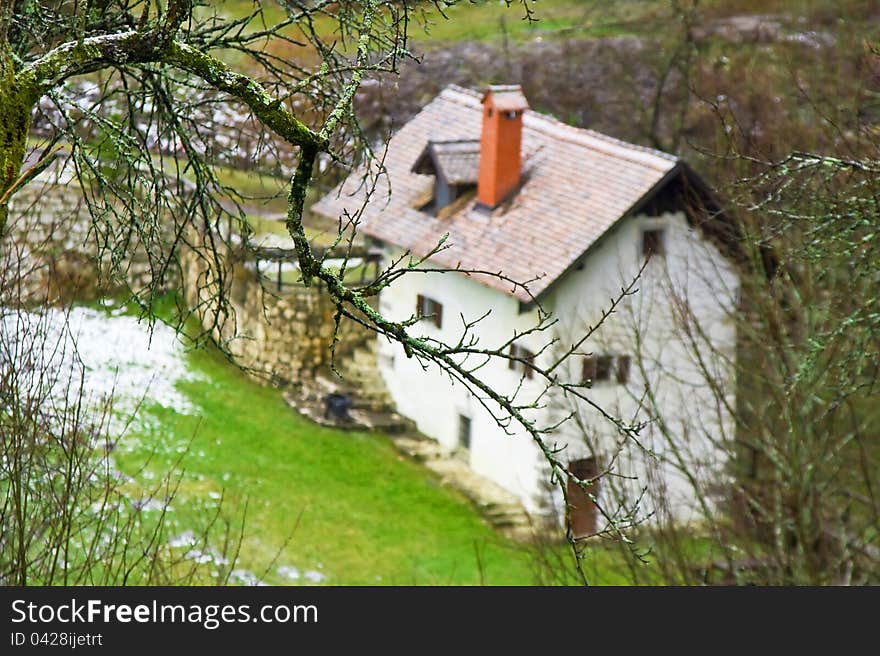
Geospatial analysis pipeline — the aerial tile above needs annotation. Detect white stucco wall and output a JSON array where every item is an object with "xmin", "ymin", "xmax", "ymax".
[
  {"xmin": 546, "ymin": 210, "xmax": 739, "ymax": 524},
  {"xmin": 372, "ymin": 209, "xmax": 739, "ymax": 523},
  {"xmin": 375, "ymin": 249, "xmax": 549, "ymax": 509}
]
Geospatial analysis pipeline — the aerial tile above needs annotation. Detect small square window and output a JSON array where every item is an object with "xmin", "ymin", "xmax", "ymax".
[
  {"xmin": 509, "ymin": 344, "xmax": 536, "ymax": 379},
  {"xmin": 642, "ymin": 229, "xmax": 665, "ymax": 258},
  {"xmin": 595, "ymin": 356, "xmax": 613, "ymax": 381},
  {"xmin": 583, "ymin": 354, "xmax": 627, "ymax": 385},
  {"xmin": 582, "ymin": 356, "xmax": 597, "ymax": 383},
  {"xmin": 416, "ymin": 294, "xmax": 443, "ymax": 329}
]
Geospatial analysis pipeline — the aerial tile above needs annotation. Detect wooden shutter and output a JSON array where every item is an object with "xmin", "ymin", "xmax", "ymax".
[
  {"xmin": 567, "ymin": 457, "xmax": 600, "ymax": 539},
  {"xmin": 582, "ymin": 356, "xmax": 597, "ymax": 383},
  {"xmin": 522, "ymin": 348, "xmax": 535, "ymax": 380},
  {"xmin": 616, "ymin": 356, "xmax": 631, "ymax": 384}
]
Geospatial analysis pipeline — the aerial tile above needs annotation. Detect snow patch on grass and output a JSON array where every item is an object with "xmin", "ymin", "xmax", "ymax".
[
  {"xmin": 229, "ymin": 569, "xmax": 267, "ymax": 586},
  {"xmin": 1, "ymin": 304, "xmax": 203, "ymax": 433}
]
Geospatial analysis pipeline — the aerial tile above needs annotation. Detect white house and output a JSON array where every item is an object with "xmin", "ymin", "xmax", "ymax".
[{"xmin": 314, "ymin": 85, "xmax": 740, "ymax": 533}]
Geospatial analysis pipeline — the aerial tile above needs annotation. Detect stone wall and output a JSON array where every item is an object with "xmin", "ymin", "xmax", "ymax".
[
  {"xmin": 5, "ymin": 157, "xmax": 374, "ymax": 392},
  {"xmin": 180, "ymin": 234, "xmax": 376, "ymax": 388},
  {"xmin": 6, "ymin": 163, "xmax": 179, "ymax": 304}
]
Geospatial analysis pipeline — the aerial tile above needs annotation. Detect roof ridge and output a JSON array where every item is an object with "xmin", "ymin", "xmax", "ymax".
[
  {"xmin": 524, "ymin": 113, "xmax": 678, "ymax": 169},
  {"xmin": 437, "ymin": 84, "xmax": 677, "ymax": 171},
  {"xmin": 442, "ymin": 85, "xmax": 482, "ymax": 100}
]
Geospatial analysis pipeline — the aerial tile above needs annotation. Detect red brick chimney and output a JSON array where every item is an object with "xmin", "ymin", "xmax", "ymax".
[{"xmin": 477, "ymin": 85, "xmax": 529, "ymax": 209}]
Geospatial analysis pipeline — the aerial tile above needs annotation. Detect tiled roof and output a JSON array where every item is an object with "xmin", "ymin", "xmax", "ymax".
[
  {"xmin": 412, "ymin": 139, "xmax": 480, "ymax": 185},
  {"xmin": 312, "ymin": 85, "xmax": 679, "ymax": 302}
]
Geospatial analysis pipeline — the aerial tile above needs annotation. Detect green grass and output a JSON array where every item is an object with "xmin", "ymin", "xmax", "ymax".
[
  {"xmin": 246, "ymin": 217, "xmax": 340, "ymax": 248},
  {"xmin": 87, "ymin": 288, "xmax": 651, "ymax": 586},
  {"xmin": 118, "ymin": 340, "xmax": 540, "ymax": 585},
  {"xmin": 247, "ymin": 214, "xmax": 290, "ymax": 237},
  {"xmin": 215, "ymin": 0, "xmax": 654, "ymax": 47},
  {"xmin": 104, "ymin": 296, "xmax": 635, "ymax": 585},
  {"xmin": 409, "ymin": 0, "xmax": 646, "ymax": 44},
  {"xmin": 169, "ymin": 158, "xmax": 290, "ymax": 216},
  {"xmin": 215, "ymin": 169, "xmax": 287, "ymax": 210}
]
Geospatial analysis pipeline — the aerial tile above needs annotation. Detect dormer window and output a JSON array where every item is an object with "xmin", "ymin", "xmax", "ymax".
[{"xmin": 411, "ymin": 139, "xmax": 480, "ymax": 216}]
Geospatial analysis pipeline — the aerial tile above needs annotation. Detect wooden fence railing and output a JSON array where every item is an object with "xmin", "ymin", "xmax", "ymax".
[{"xmin": 240, "ymin": 243, "xmax": 384, "ymax": 292}]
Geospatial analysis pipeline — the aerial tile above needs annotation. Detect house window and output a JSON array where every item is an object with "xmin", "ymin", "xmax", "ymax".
[
  {"xmin": 582, "ymin": 354, "xmax": 631, "ymax": 386},
  {"xmin": 508, "ymin": 344, "xmax": 536, "ymax": 379},
  {"xmin": 416, "ymin": 294, "xmax": 443, "ymax": 329},
  {"xmin": 567, "ymin": 457, "xmax": 600, "ymax": 539},
  {"xmin": 458, "ymin": 415, "xmax": 472, "ymax": 450},
  {"xmin": 642, "ymin": 228, "xmax": 665, "ymax": 258},
  {"xmin": 582, "ymin": 355, "xmax": 612, "ymax": 383}
]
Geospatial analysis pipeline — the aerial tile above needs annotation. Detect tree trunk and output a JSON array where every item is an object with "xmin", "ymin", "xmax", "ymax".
[
  {"xmin": 0, "ymin": 0, "xmax": 38, "ymax": 237},
  {"xmin": 0, "ymin": 12, "xmax": 34, "ymax": 236},
  {"xmin": 0, "ymin": 88, "xmax": 32, "ymax": 230}
]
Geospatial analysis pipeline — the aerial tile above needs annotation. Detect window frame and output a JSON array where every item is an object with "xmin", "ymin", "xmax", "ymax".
[
  {"xmin": 582, "ymin": 354, "xmax": 632, "ymax": 387},
  {"xmin": 595, "ymin": 355, "xmax": 614, "ymax": 382}
]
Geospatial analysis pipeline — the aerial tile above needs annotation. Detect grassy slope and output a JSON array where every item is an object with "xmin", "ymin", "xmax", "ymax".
[
  {"xmin": 217, "ymin": 0, "xmax": 649, "ymax": 44},
  {"xmin": 217, "ymin": 1, "xmax": 865, "ymax": 46},
  {"xmin": 211, "ymin": 164, "xmax": 289, "ymax": 215},
  {"xmin": 120, "ymin": 341, "xmax": 539, "ymax": 585}
]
